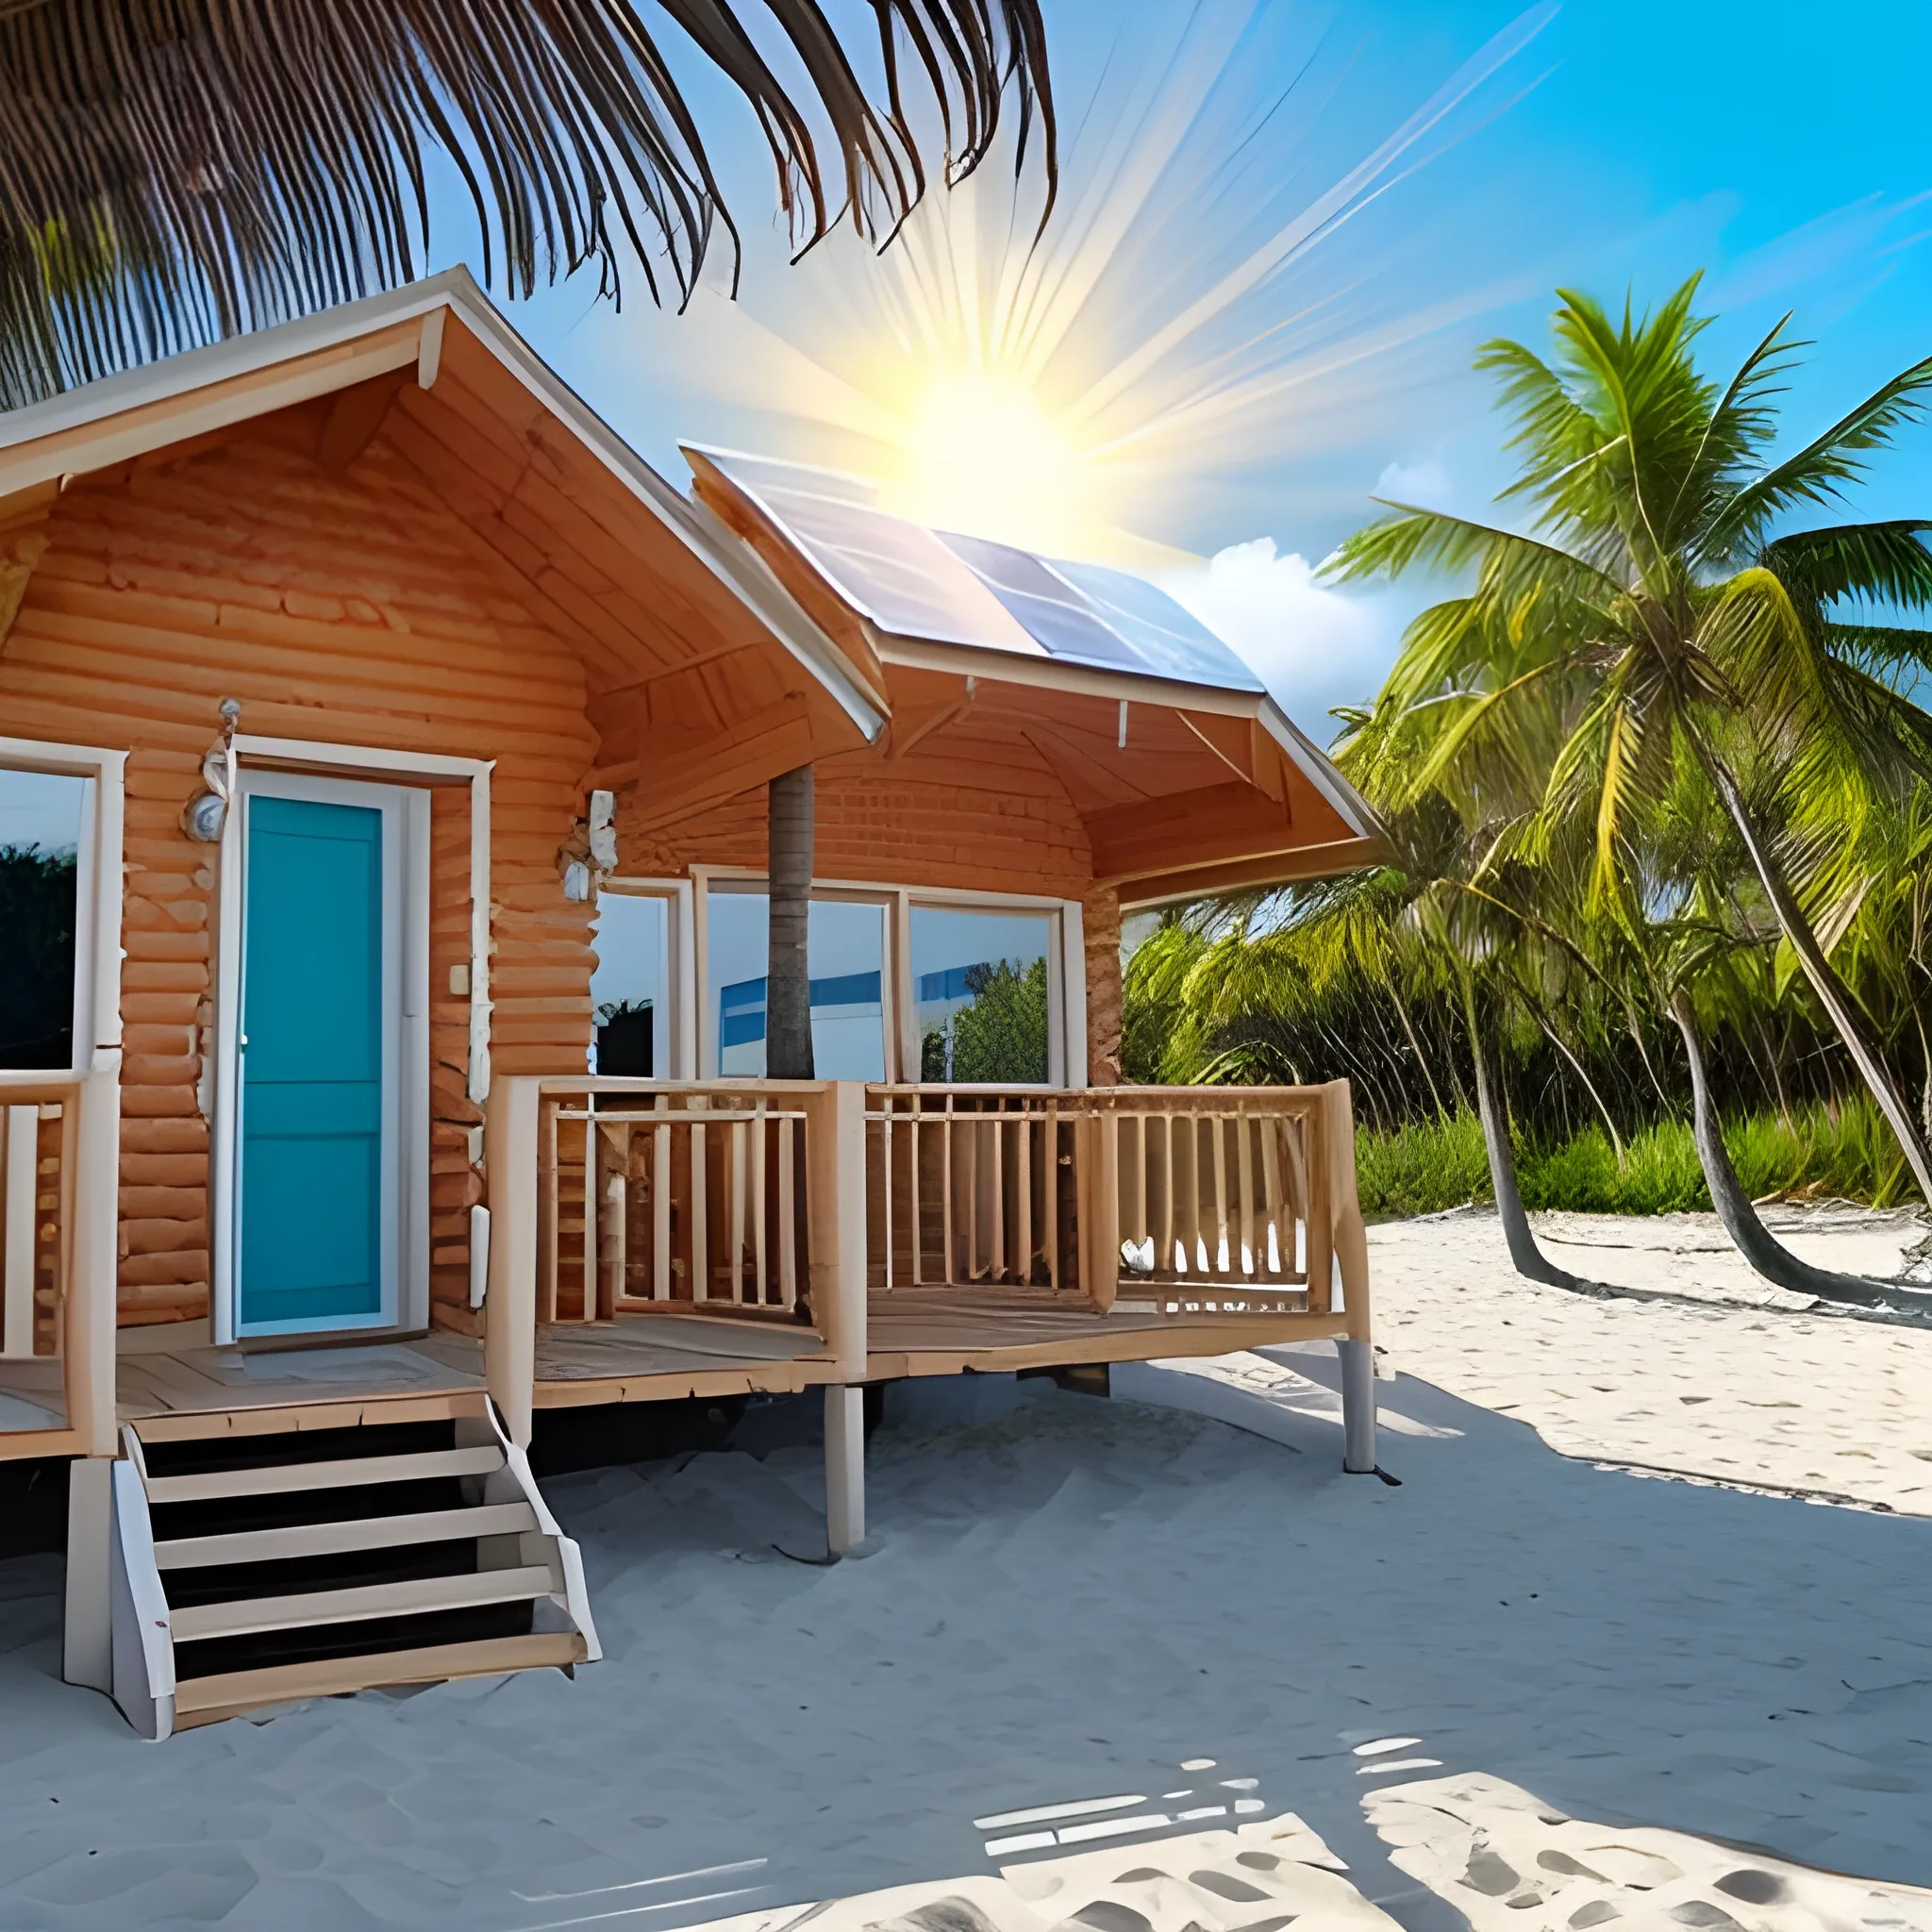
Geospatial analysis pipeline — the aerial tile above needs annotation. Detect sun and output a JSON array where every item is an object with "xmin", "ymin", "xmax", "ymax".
[{"xmin": 882, "ymin": 372, "xmax": 1093, "ymax": 556}]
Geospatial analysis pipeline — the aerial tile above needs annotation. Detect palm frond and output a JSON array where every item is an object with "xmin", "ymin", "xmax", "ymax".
[
  {"xmin": 1704, "ymin": 351, "xmax": 1932, "ymax": 560},
  {"xmin": 0, "ymin": 0, "xmax": 1056, "ymax": 408},
  {"xmin": 1764, "ymin": 521, "xmax": 1932, "ymax": 611},
  {"xmin": 1322, "ymin": 502, "xmax": 1620, "ymax": 598}
]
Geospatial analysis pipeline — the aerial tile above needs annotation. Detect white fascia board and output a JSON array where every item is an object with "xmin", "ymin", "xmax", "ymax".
[
  {"xmin": 0, "ymin": 267, "xmax": 884, "ymax": 741},
  {"xmin": 870, "ymin": 628, "xmax": 1265, "ymax": 719},
  {"xmin": 1256, "ymin": 698, "xmax": 1379, "ymax": 840}
]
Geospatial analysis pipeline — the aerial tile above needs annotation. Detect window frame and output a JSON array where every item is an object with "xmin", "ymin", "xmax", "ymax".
[
  {"xmin": 0, "ymin": 735, "xmax": 125, "ymax": 1086},
  {"xmin": 591, "ymin": 876, "xmax": 695, "ymax": 1080},
  {"xmin": 690, "ymin": 867, "xmax": 1085, "ymax": 1088}
]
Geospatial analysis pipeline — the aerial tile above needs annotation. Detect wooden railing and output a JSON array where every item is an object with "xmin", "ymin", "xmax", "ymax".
[
  {"xmin": 482, "ymin": 1075, "xmax": 1367, "ymax": 1446},
  {"xmin": 539, "ymin": 1082, "xmax": 822, "ymax": 1322},
  {"xmin": 0, "ymin": 1067, "xmax": 119, "ymax": 1457},
  {"xmin": 863, "ymin": 1082, "xmax": 1366, "ymax": 1316},
  {"xmin": 1, "ymin": 1095, "xmax": 65, "ymax": 1360}
]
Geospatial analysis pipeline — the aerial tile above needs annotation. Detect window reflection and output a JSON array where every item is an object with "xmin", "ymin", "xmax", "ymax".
[
  {"xmin": 0, "ymin": 769, "xmax": 84, "ymax": 1071},
  {"xmin": 911, "ymin": 907, "xmax": 1052, "ymax": 1083},
  {"xmin": 591, "ymin": 892, "xmax": 671, "ymax": 1076},
  {"xmin": 707, "ymin": 892, "xmax": 887, "ymax": 1079}
]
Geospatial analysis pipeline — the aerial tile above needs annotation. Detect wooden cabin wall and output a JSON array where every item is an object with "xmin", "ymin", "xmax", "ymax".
[
  {"xmin": 617, "ymin": 721, "xmax": 1125, "ymax": 1080},
  {"xmin": 0, "ymin": 414, "xmax": 601, "ymax": 1334}
]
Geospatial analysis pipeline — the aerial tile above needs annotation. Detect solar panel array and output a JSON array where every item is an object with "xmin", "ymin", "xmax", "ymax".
[{"xmin": 691, "ymin": 447, "xmax": 1264, "ymax": 693}]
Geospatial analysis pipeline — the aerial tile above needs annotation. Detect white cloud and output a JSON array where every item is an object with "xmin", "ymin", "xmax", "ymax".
[
  {"xmin": 1374, "ymin": 455, "xmax": 1451, "ymax": 504},
  {"xmin": 1163, "ymin": 537, "xmax": 1398, "ymax": 731}
]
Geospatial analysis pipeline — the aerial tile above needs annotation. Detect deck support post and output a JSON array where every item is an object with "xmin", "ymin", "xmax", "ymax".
[
  {"xmin": 63, "ymin": 1453, "xmax": 114, "ymax": 1690},
  {"xmin": 1338, "ymin": 1339, "xmax": 1376, "ymax": 1474},
  {"xmin": 484, "ymin": 1076, "xmax": 540, "ymax": 1449},
  {"xmin": 824, "ymin": 1384, "xmax": 865, "ymax": 1555},
  {"xmin": 1324, "ymin": 1079, "xmax": 1376, "ymax": 1475}
]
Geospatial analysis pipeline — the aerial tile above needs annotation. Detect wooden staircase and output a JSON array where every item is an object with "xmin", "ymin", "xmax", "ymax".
[{"xmin": 108, "ymin": 1392, "xmax": 599, "ymax": 1737}]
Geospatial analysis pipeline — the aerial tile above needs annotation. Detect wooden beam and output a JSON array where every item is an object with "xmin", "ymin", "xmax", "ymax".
[
  {"xmin": 624, "ymin": 692, "xmax": 821, "ymax": 832},
  {"xmin": 1116, "ymin": 836, "xmax": 1388, "ymax": 907},
  {"xmin": 317, "ymin": 372, "xmax": 407, "ymax": 474},
  {"xmin": 886, "ymin": 689, "xmax": 974, "ymax": 761},
  {"xmin": 1084, "ymin": 779, "xmax": 1297, "ymax": 883},
  {"xmin": 1177, "ymin": 710, "xmax": 1256, "ymax": 785}
]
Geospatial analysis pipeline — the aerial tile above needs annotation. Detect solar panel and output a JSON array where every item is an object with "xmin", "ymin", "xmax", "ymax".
[{"xmin": 689, "ymin": 445, "xmax": 1263, "ymax": 693}]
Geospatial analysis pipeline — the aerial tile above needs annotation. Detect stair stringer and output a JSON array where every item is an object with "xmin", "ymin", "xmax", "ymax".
[
  {"xmin": 108, "ymin": 1441, "xmax": 176, "ymax": 1741},
  {"xmin": 466, "ymin": 1403, "xmax": 602, "ymax": 1663}
]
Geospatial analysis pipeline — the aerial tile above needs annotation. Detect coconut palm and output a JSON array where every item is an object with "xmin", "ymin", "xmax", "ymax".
[
  {"xmin": 0, "ymin": 1, "xmax": 1055, "ymax": 408},
  {"xmin": 1328, "ymin": 277, "xmax": 1932, "ymax": 1203},
  {"xmin": 0, "ymin": 0, "xmax": 1057, "ymax": 1086}
]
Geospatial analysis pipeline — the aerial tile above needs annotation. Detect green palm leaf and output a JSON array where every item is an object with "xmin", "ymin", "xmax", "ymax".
[{"xmin": 0, "ymin": 0, "xmax": 1056, "ymax": 408}]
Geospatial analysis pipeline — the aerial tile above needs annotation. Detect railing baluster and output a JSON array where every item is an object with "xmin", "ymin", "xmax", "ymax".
[
  {"xmin": 728, "ymin": 1115, "xmax": 747, "ymax": 1304},
  {"xmin": 542, "ymin": 1100, "xmax": 558, "ymax": 1324},
  {"xmin": 1014, "ymin": 1114, "xmax": 1033, "ymax": 1288},
  {"xmin": 778, "ymin": 1112, "xmax": 797, "ymax": 1308},
  {"xmin": 941, "ymin": 1101, "xmax": 957, "ymax": 1286},
  {"xmin": 1260, "ymin": 1115, "xmax": 1285, "ymax": 1279},
  {"xmin": 751, "ymin": 1104, "xmax": 768, "ymax": 1305},
  {"xmin": 1236, "ymin": 1110, "xmax": 1256, "ymax": 1281},
  {"xmin": 691, "ymin": 1111, "xmax": 708, "ymax": 1304},
  {"xmin": 653, "ymin": 1098, "xmax": 672, "ymax": 1301},
  {"xmin": 1211, "ymin": 1115, "xmax": 1230, "ymax": 1278},
  {"xmin": 909, "ymin": 1098, "xmax": 924, "ymax": 1286},
  {"xmin": 582, "ymin": 1108, "xmax": 600, "ymax": 1322}
]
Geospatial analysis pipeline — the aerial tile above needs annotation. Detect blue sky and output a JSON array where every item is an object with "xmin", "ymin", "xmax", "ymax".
[{"xmin": 436, "ymin": 1, "xmax": 1932, "ymax": 737}]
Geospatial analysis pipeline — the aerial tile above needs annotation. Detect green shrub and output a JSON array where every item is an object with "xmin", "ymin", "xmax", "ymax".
[
  {"xmin": 1353, "ymin": 1097, "xmax": 1917, "ymax": 1221},
  {"xmin": 1356, "ymin": 1111, "xmax": 1491, "ymax": 1219}
]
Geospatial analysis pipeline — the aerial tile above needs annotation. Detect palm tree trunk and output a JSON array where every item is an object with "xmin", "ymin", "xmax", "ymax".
[
  {"xmin": 1463, "ymin": 987, "xmax": 1580, "ymax": 1289},
  {"xmin": 1670, "ymin": 990, "xmax": 1890, "ymax": 1306},
  {"xmin": 767, "ymin": 765, "xmax": 815, "ymax": 1079},
  {"xmin": 1706, "ymin": 758, "xmax": 1932, "ymax": 1206}
]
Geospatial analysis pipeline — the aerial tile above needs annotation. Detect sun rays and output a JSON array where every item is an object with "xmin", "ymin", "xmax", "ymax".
[{"xmin": 596, "ymin": 0, "xmax": 1557, "ymax": 569}]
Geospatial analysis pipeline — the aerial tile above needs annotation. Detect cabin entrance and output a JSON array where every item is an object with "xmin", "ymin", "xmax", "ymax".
[{"xmin": 220, "ymin": 770, "xmax": 430, "ymax": 1341}]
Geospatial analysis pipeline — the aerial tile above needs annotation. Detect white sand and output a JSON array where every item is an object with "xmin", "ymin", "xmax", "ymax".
[
  {"xmin": 1369, "ymin": 1208, "xmax": 1932, "ymax": 1512},
  {"xmin": 1, "ymin": 1207, "xmax": 1930, "ymax": 1928}
]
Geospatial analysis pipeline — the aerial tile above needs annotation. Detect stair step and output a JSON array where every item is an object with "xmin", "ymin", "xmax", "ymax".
[
  {"xmin": 154, "ymin": 1501, "xmax": 540, "ymax": 1571},
  {"xmin": 172, "ymin": 1629, "xmax": 588, "ymax": 1724},
  {"xmin": 142, "ymin": 1444, "xmax": 504, "ymax": 1506},
  {"xmin": 169, "ymin": 1562, "xmax": 560, "ymax": 1642}
]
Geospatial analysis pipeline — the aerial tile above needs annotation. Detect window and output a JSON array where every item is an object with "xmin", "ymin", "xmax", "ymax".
[
  {"xmin": 705, "ymin": 889, "xmax": 889, "ymax": 1080},
  {"xmin": 910, "ymin": 905, "xmax": 1054, "ymax": 1083},
  {"xmin": 0, "ymin": 767, "xmax": 86, "ymax": 1071},
  {"xmin": 591, "ymin": 891, "xmax": 671, "ymax": 1076}
]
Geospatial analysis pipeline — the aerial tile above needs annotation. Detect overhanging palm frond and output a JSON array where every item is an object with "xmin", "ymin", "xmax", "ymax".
[
  {"xmin": 1323, "ymin": 501, "xmax": 1621, "ymax": 600},
  {"xmin": 1764, "ymin": 520, "xmax": 1932, "ymax": 610},
  {"xmin": 0, "ymin": 0, "xmax": 1056, "ymax": 408},
  {"xmin": 1703, "ymin": 351, "xmax": 1932, "ymax": 559}
]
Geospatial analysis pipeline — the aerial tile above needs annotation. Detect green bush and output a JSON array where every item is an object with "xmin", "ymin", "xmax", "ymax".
[{"xmin": 1353, "ymin": 1095, "xmax": 1917, "ymax": 1220}]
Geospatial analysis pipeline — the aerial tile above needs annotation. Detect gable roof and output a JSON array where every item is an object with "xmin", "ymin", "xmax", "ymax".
[{"xmin": 0, "ymin": 267, "xmax": 885, "ymax": 741}]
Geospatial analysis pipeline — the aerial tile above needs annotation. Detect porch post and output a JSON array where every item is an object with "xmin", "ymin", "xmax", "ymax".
[
  {"xmin": 806, "ymin": 1081, "xmax": 868, "ymax": 1555},
  {"xmin": 824, "ymin": 1385, "xmax": 865, "ymax": 1555},
  {"xmin": 63, "ymin": 1058, "xmax": 122, "ymax": 1690},
  {"xmin": 484, "ymin": 1076, "xmax": 540, "ymax": 1449},
  {"xmin": 1324, "ymin": 1080, "xmax": 1377, "ymax": 1474}
]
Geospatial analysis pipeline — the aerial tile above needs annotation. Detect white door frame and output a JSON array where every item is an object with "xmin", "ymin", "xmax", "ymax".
[{"xmin": 212, "ymin": 768, "xmax": 431, "ymax": 1343}]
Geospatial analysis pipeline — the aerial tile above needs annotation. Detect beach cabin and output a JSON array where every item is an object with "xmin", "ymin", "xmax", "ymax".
[{"xmin": 0, "ymin": 268, "xmax": 1382, "ymax": 1738}]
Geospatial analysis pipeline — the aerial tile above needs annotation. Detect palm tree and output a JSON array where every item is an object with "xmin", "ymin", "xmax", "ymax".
[
  {"xmin": 1328, "ymin": 278, "xmax": 1932, "ymax": 1203},
  {"xmin": 0, "ymin": 1, "xmax": 1057, "ymax": 1085},
  {"xmin": 0, "ymin": 1, "xmax": 1055, "ymax": 408}
]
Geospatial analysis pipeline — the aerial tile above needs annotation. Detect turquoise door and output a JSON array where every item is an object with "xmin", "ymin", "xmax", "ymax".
[{"xmin": 239, "ymin": 794, "xmax": 390, "ymax": 1331}]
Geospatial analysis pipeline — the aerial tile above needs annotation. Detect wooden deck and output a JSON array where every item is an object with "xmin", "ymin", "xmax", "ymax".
[
  {"xmin": 533, "ymin": 1309, "xmax": 841, "ymax": 1408},
  {"xmin": 863, "ymin": 1287, "xmax": 1346, "ymax": 1376},
  {"xmin": 111, "ymin": 1335, "xmax": 486, "ymax": 1439}
]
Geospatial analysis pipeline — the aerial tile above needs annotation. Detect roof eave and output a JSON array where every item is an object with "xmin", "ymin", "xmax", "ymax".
[{"xmin": 0, "ymin": 269, "xmax": 885, "ymax": 742}]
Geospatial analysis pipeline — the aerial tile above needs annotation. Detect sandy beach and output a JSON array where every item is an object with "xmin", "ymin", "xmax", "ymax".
[{"xmin": 2, "ymin": 1208, "xmax": 1930, "ymax": 1930}]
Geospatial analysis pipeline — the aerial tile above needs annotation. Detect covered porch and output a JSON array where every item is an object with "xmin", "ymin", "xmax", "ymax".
[{"xmin": 478, "ymin": 1074, "xmax": 1374, "ymax": 1457}]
